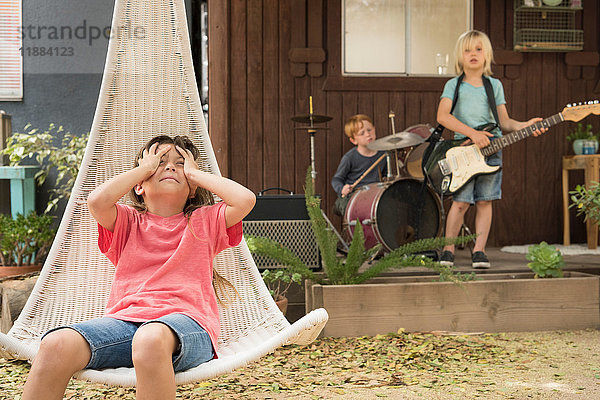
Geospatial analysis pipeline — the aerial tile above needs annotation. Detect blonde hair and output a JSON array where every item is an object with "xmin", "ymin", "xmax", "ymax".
[
  {"xmin": 344, "ymin": 114, "xmax": 373, "ymax": 140},
  {"xmin": 454, "ymin": 30, "xmax": 494, "ymax": 76},
  {"xmin": 131, "ymin": 135, "xmax": 236, "ymax": 306}
]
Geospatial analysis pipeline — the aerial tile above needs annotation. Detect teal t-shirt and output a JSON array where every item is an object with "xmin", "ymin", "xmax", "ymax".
[{"xmin": 441, "ymin": 76, "xmax": 506, "ymax": 139}]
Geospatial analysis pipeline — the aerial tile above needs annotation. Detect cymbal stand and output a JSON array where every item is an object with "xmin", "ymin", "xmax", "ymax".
[
  {"xmin": 308, "ymin": 96, "xmax": 317, "ymax": 185},
  {"xmin": 385, "ymin": 152, "xmax": 392, "ymax": 181},
  {"xmin": 388, "ymin": 111, "xmax": 400, "ymax": 177}
]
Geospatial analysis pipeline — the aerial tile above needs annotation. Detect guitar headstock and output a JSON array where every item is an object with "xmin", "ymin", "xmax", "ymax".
[{"xmin": 562, "ymin": 101, "xmax": 600, "ymax": 122}]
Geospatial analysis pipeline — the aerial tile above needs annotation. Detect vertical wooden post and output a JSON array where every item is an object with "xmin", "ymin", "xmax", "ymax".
[
  {"xmin": 562, "ymin": 160, "xmax": 570, "ymax": 246},
  {"xmin": 584, "ymin": 156, "xmax": 599, "ymax": 249},
  {"xmin": 208, "ymin": 0, "xmax": 230, "ymax": 177}
]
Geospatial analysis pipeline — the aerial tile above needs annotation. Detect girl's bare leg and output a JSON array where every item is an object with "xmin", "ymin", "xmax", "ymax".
[
  {"xmin": 22, "ymin": 329, "xmax": 91, "ymax": 400},
  {"xmin": 443, "ymin": 201, "xmax": 470, "ymax": 253},
  {"xmin": 473, "ymin": 200, "xmax": 492, "ymax": 253},
  {"xmin": 132, "ymin": 322, "xmax": 179, "ymax": 400}
]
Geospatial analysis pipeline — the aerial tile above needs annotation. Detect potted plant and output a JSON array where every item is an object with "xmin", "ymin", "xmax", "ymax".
[
  {"xmin": 260, "ymin": 269, "xmax": 302, "ymax": 315},
  {"xmin": 566, "ymin": 122, "xmax": 598, "ymax": 155},
  {"xmin": 0, "ymin": 212, "xmax": 55, "ymax": 278},
  {"xmin": 526, "ymin": 242, "xmax": 564, "ymax": 278}
]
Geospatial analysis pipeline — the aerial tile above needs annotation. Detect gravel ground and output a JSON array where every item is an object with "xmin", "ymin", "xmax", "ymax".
[{"xmin": 1, "ymin": 329, "xmax": 599, "ymax": 399}]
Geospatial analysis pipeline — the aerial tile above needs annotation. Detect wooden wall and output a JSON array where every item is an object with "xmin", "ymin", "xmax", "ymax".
[{"xmin": 207, "ymin": 0, "xmax": 600, "ymax": 246}]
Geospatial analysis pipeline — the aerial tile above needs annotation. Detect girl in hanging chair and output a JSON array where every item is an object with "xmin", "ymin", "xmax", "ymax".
[{"xmin": 22, "ymin": 135, "xmax": 256, "ymax": 400}]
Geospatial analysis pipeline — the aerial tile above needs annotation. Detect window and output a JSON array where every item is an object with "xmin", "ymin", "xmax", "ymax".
[
  {"xmin": 343, "ymin": 0, "xmax": 471, "ymax": 76},
  {"xmin": 0, "ymin": 0, "xmax": 22, "ymax": 100}
]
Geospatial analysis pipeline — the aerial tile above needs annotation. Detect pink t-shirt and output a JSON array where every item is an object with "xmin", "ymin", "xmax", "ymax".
[{"xmin": 97, "ymin": 202, "xmax": 242, "ymax": 353}]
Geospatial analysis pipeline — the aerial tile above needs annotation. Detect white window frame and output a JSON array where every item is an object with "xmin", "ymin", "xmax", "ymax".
[
  {"xmin": 342, "ymin": 0, "xmax": 472, "ymax": 77},
  {"xmin": 0, "ymin": 0, "xmax": 23, "ymax": 101}
]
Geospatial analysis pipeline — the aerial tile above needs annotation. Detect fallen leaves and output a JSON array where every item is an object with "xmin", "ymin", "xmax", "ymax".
[{"xmin": 1, "ymin": 329, "xmax": 599, "ymax": 399}]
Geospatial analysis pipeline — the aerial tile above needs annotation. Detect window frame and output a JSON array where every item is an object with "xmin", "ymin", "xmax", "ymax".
[
  {"xmin": 324, "ymin": 0, "xmax": 472, "ymax": 92},
  {"xmin": 0, "ymin": 0, "xmax": 23, "ymax": 101}
]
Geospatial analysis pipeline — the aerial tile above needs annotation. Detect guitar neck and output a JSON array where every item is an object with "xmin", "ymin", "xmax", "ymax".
[{"xmin": 481, "ymin": 113, "xmax": 564, "ymax": 156}]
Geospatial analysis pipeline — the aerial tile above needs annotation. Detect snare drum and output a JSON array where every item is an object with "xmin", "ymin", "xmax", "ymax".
[
  {"xmin": 405, "ymin": 142, "xmax": 429, "ymax": 179},
  {"xmin": 344, "ymin": 178, "xmax": 442, "ymax": 252},
  {"xmin": 401, "ymin": 124, "xmax": 432, "ymax": 179}
]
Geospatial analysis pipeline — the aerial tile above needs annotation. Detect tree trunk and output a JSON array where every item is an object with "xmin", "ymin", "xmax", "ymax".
[{"xmin": 0, "ymin": 276, "xmax": 38, "ymax": 333}]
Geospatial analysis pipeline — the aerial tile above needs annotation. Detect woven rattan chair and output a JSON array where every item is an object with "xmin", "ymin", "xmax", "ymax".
[{"xmin": 0, "ymin": 0, "xmax": 327, "ymax": 386}]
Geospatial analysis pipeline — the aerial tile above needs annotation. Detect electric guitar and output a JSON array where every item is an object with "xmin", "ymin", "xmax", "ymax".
[{"xmin": 425, "ymin": 101, "xmax": 600, "ymax": 195}]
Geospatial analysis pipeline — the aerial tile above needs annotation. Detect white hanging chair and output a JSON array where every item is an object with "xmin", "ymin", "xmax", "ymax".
[{"xmin": 0, "ymin": 0, "xmax": 327, "ymax": 387}]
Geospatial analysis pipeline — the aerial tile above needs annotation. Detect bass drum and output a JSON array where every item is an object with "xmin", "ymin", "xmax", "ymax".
[{"xmin": 344, "ymin": 178, "xmax": 442, "ymax": 252}]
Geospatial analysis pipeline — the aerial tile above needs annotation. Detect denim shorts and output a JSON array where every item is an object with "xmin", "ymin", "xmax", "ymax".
[
  {"xmin": 452, "ymin": 151, "xmax": 502, "ymax": 204},
  {"xmin": 43, "ymin": 314, "xmax": 214, "ymax": 372}
]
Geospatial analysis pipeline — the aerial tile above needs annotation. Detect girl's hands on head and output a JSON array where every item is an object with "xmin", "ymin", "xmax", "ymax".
[
  {"xmin": 138, "ymin": 142, "xmax": 171, "ymax": 178},
  {"xmin": 176, "ymin": 145, "xmax": 201, "ymax": 194}
]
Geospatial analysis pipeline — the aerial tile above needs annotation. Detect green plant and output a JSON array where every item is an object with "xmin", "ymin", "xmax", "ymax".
[
  {"xmin": 247, "ymin": 168, "xmax": 476, "ymax": 285},
  {"xmin": 566, "ymin": 123, "xmax": 597, "ymax": 142},
  {"xmin": 261, "ymin": 269, "xmax": 303, "ymax": 301},
  {"xmin": 0, "ymin": 212, "xmax": 56, "ymax": 266},
  {"xmin": 1, "ymin": 124, "xmax": 89, "ymax": 212},
  {"xmin": 570, "ymin": 181, "xmax": 600, "ymax": 224},
  {"xmin": 526, "ymin": 242, "xmax": 564, "ymax": 278}
]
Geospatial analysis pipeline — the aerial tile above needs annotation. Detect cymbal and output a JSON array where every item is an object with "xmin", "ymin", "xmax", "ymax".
[
  {"xmin": 367, "ymin": 131, "xmax": 426, "ymax": 151},
  {"xmin": 291, "ymin": 114, "xmax": 332, "ymax": 124},
  {"xmin": 404, "ymin": 123, "xmax": 433, "ymax": 139}
]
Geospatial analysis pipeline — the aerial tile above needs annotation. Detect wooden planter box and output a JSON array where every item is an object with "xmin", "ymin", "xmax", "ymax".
[{"xmin": 305, "ymin": 272, "xmax": 600, "ymax": 337}]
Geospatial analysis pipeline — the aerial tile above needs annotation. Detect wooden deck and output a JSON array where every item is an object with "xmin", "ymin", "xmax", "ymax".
[{"xmin": 394, "ymin": 246, "xmax": 600, "ymax": 276}]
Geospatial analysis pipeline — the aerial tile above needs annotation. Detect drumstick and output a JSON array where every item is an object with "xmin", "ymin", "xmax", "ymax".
[{"xmin": 342, "ymin": 153, "xmax": 387, "ymax": 197}]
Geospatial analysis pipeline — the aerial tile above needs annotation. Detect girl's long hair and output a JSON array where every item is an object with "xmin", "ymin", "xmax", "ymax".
[{"xmin": 130, "ymin": 135, "xmax": 237, "ymax": 305}]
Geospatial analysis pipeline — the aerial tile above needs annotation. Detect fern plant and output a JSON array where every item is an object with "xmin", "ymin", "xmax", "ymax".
[{"xmin": 247, "ymin": 168, "xmax": 476, "ymax": 285}]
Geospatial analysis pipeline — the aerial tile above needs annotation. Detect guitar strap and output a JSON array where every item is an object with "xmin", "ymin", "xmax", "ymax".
[
  {"xmin": 450, "ymin": 73, "xmax": 465, "ymax": 115},
  {"xmin": 482, "ymin": 75, "xmax": 500, "ymax": 128},
  {"xmin": 421, "ymin": 73, "xmax": 464, "ymax": 178}
]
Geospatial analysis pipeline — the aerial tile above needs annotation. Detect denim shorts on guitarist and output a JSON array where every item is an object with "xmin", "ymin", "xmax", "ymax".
[
  {"xmin": 452, "ymin": 151, "xmax": 502, "ymax": 204},
  {"xmin": 42, "ymin": 313, "xmax": 214, "ymax": 372}
]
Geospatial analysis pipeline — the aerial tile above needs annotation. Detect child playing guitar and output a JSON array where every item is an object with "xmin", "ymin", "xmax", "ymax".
[{"xmin": 437, "ymin": 30, "xmax": 546, "ymax": 269}]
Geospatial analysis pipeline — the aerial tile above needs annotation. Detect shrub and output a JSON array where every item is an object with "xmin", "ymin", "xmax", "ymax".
[
  {"xmin": 261, "ymin": 269, "xmax": 303, "ymax": 301},
  {"xmin": 0, "ymin": 212, "xmax": 56, "ymax": 266},
  {"xmin": 1, "ymin": 124, "xmax": 89, "ymax": 212},
  {"xmin": 570, "ymin": 181, "xmax": 600, "ymax": 224}
]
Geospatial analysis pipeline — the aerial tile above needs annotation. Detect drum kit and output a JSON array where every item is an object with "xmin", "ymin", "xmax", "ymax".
[
  {"xmin": 292, "ymin": 101, "xmax": 444, "ymax": 253},
  {"xmin": 344, "ymin": 114, "xmax": 444, "ymax": 253}
]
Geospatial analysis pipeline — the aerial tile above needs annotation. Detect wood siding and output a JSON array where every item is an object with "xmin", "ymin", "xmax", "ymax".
[{"xmin": 207, "ymin": 0, "xmax": 600, "ymax": 246}]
